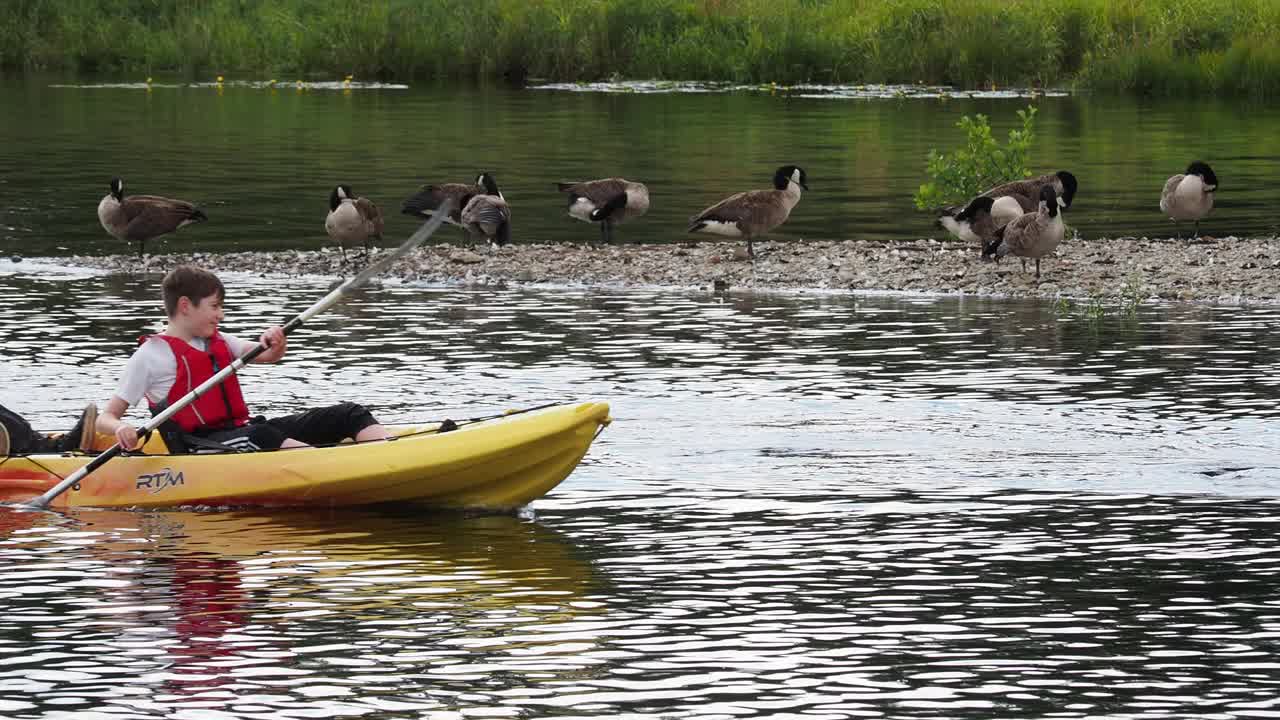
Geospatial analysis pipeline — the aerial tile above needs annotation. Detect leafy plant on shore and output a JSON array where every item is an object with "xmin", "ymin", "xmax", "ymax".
[{"xmin": 913, "ymin": 106, "xmax": 1037, "ymax": 211}]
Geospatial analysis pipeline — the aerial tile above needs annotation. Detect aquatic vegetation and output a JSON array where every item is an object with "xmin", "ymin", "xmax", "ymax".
[
  {"xmin": 1120, "ymin": 273, "xmax": 1148, "ymax": 315},
  {"xmin": 3, "ymin": 0, "xmax": 1280, "ymax": 96},
  {"xmin": 1084, "ymin": 293, "xmax": 1109, "ymax": 322},
  {"xmin": 914, "ymin": 106, "xmax": 1038, "ymax": 211}
]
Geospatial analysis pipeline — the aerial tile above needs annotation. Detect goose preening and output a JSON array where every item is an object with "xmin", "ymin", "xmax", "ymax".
[
  {"xmin": 1160, "ymin": 161, "xmax": 1218, "ymax": 239},
  {"xmin": 402, "ymin": 172, "xmax": 502, "ymax": 243},
  {"xmin": 936, "ymin": 195, "xmax": 999, "ymax": 249},
  {"xmin": 687, "ymin": 165, "xmax": 808, "ymax": 259},
  {"xmin": 981, "ymin": 185, "xmax": 1065, "ymax": 280},
  {"xmin": 556, "ymin": 178, "xmax": 650, "ymax": 245},
  {"xmin": 460, "ymin": 179, "xmax": 511, "ymax": 247},
  {"xmin": 97, "ymin": 178, "xmax": 207, "ymax": 257},
  {"xmin": 939, "ymin": 170, "xmax": 1077, "ymax": 243},
  {"xmin": 325, "ymin": 184, "xmax": 384, "ymax": 262}
]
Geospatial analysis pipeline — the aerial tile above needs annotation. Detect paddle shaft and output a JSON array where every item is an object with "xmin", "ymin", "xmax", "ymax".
[{"xmin": 24, "ymin": 202, "xmax": 452, "ymax": 509}]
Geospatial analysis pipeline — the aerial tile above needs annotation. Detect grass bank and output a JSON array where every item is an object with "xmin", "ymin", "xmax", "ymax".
[{"xmin": 5, "ymin": 0, "xmax": 1280, "ymax": 96}]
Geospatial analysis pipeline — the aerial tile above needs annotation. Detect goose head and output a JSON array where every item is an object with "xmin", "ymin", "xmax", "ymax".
[
  {"xmin": 1055, "ymin": 171, "xmax": 1078, "ymax": 209},
  {"xmin": 477, "ymin": 172, "xmax": 504, "ymax": 200},
  {"xmin": 954, "ymin": 195, "xmax": 995, "ymax": 225},
  {"xmin": 109, "ymin": 177, "xmax": 125, "ymax": 201},
  {"xmin": 773, "ymin": 165, "xmax": 808, "ymax": 191},
  {"xmin": 1039, "ymin": 185, "xmax": 1060, "ymax": 218},
  {"xmin": 329, "ymin": 184, "xmax": 355, "ymax": 211},
  {"xmin": 1186, "ymin": 161, "xmax": 1218, "ymax": 192}
]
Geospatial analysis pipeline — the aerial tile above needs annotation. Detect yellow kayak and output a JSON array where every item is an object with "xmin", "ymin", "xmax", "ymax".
[{"xmin": 0, "ymin": 402, "xmax": 610, "ymax": 510}]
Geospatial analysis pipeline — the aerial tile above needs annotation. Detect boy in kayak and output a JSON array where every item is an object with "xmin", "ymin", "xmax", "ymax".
[
  {"xmin": 0, "ymin": 403, "xmax": 98, "ymax": 456},
  {"xmin": 96, "ymin": 265, "xmax": 394, "ymax": 452}
]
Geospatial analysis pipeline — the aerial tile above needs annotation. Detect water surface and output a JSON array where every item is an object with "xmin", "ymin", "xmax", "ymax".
[
  {"xmin": 2, "ymin": 265, "xmax": 1280, "ymax": 717},
  {"xmin": 2, "ymin": 76, "xmax": 1279, "ymax": 260}
]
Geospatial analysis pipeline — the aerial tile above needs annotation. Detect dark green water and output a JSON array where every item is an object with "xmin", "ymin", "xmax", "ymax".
[{"xmin": 2, "ymin": 75, "xmax": 1279, "ymax": 257}]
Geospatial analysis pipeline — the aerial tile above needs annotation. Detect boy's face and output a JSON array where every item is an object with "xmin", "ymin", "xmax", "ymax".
[{"xmin": 176, "ymin": 294, "xmax": 224, "ymax": 338}]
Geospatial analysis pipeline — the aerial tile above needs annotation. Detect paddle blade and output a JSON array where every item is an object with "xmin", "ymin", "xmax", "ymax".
[
  {"xmin": 348, "ymin": 199, "xmax": 453, "ymax": 290},
  {"xmin": 292, "ymin": 199, "xmax": 454, "ymax": 329}
]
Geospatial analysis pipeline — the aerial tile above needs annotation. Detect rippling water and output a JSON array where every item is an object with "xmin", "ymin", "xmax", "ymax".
[{"xmin": 3, "ymin": 265, "xmax": 1280, "ymax": 717}]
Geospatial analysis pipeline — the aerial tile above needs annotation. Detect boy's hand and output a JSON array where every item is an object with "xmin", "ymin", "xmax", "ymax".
[
  {"xmin": 257, "ymin": 326, "xmax": 287, "ymax": 362},
  {"xmin": 115, "ymin": 425, "xmax": 141, "ymax": 451}
]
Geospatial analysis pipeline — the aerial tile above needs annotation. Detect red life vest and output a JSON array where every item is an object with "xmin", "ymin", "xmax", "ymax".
[{"xmin": 145, "ymin": 334, "xmax": 251, "ymax": 432}]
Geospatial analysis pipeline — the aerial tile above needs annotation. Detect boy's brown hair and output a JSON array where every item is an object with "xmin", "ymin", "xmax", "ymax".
[{"xmin": 162, "ymin": 266, "xmax": 225, "ymax": 317}]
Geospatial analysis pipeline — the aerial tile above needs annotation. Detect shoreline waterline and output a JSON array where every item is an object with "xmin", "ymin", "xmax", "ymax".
[{"xmin": 15, "ymin": 235, "xmax": 1280, "ymax": 306}]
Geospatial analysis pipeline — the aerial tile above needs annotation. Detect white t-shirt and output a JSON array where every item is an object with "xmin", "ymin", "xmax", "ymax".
[{"xmin": 115, "ymin": 334, "xmax": 257, "ymax": 407}]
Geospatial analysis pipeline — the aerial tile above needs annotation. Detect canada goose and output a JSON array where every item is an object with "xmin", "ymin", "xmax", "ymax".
[
  {"xmin": 936, "ymin": 195, "xmax": 999, "ymax": 249},
  {"xmin": 402, "ymin": 173, "xmax": 501, "ymax": 242},
  {"xmin": 981, "ymin": 185, "xmax": 1065, "ymax": 280},
  {"xmin": 460, "ymin": 178, "xmax": 511, "ymax": 247},
  {"xmin": 939, "ymin": 170, "xmax": 1077, "ymax": 240},
  {"xmin": 325, "ymin": 184, "xmax": 384, "ymax": 262},
  {"xmin": 556, "ymin": 178, "xmax": 650, "ymax": 245},
  {"xmin": 1160, "ymin": 161, "xmax": 1218, "ymax": 239},
  {"xmin": 687, "ymin": 165, "xmax": 807, "ymax": 259},
  {"xmin": 98, "ymin": 178, "xmax": 207, "ymax": 257}
]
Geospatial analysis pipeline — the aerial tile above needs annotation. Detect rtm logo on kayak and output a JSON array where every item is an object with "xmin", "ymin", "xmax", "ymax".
[{"xmin": 135, "ymin": 468, "xmax": 185, "ymax": 493}]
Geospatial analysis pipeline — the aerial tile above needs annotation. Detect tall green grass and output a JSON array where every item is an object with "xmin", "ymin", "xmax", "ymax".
[{"xmin": 4, "ymin": 0, "xmax": 1280, "ymax": 96}]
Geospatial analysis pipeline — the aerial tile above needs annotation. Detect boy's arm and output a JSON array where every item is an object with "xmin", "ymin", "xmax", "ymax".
[{"xmin": 98, "ymin": 396, "xmax": 141, "ymax": 450}]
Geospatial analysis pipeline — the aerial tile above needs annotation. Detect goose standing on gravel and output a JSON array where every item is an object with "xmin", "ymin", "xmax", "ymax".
[
  {"xmin": 460, "ymin": 178, "xmax": 511, "ymax": 248},
  {"xmin": 556, "ymin": 178, "xmax": 650, "ymax": 245},
  {"xmin": 1160, "ymin": 161, "xmax": 1218, "ymax": 239},
  {"xmin": 401, "ymin": 173, "xmax": 500, "ymax": 242},
  {"xmin": 325, "ymin": 184, "xmax": 384, "ymax": 263},
  {"xmin": 98, "ymin": 177, "xmax": 207, "ymax": 257},
  {"xmin": 939, "ymin": 170, "xmax": 1077, "ymax": 241},
  {"xmin": 981, "ymin": 185, "xmax": 1065, "ymax": 280},
  {"xmin": 687, "ymin": 165, "xmax": 807, "ymax": 259}
]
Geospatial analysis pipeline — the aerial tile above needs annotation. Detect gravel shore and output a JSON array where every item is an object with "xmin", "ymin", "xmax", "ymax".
[{"xmin": 56, "ymin": 235, "xmax": 1280, "ymax": 304}]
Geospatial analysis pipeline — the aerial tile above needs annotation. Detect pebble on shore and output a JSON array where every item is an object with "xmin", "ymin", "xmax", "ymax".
[{"xmin": 61, "ymin": 235, "xmax": 1280, "ymax": 304}]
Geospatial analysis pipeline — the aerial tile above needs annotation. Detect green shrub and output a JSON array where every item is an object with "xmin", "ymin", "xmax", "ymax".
[
  {"xmin": 3, "ymin": 0, "xmax": 1280, "ymax": 97},
  {"xmin": 913, "ymin": 106, "xmax": 1038, "ymax": 211}
]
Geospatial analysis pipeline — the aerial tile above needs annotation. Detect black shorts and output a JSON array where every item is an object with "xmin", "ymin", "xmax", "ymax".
[
  {"xmin": 1, "ymin": 403, "xmax": 68, "ymax": 454},
  {"xmin": 191, "ymin": 402, "xmax": 379, "ymax": 452}
]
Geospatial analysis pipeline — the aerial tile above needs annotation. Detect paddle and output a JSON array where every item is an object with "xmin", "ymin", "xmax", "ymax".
[{"xmin": 24, "ymin": 201, "xmax": 453, "ymax": 510}]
